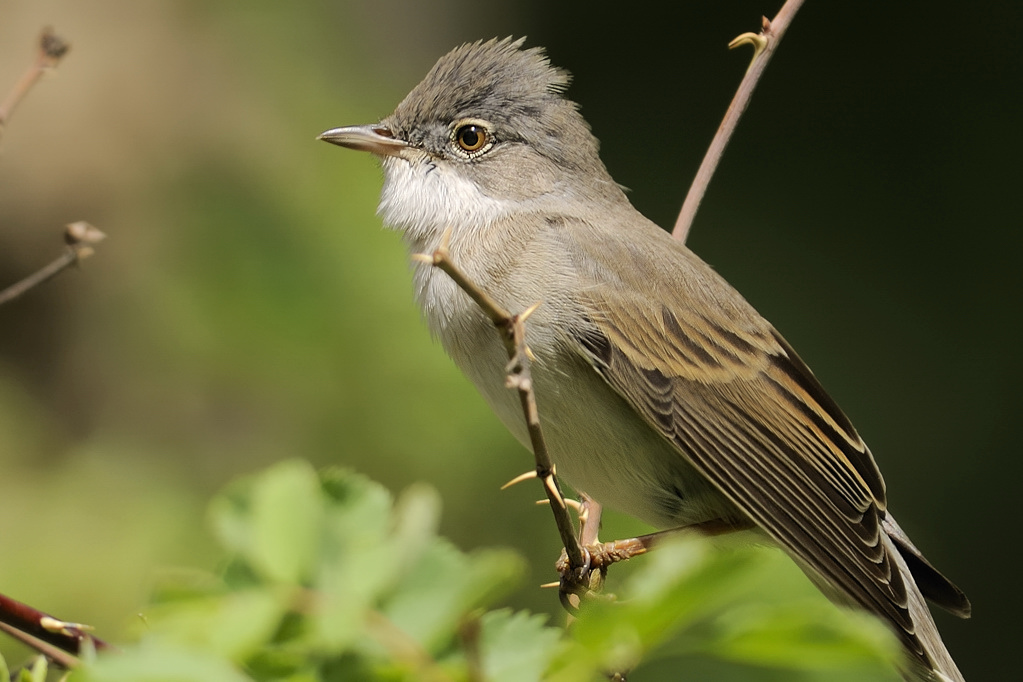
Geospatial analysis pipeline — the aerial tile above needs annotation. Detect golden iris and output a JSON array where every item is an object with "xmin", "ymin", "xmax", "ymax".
[{"xmin": 456, "ymin": 124, "xmax": 488, "ymax": 152}]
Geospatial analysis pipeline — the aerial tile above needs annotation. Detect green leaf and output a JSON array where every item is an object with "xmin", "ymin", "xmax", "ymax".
[
  {"xmin": 70, "ymin": 642, "xmax": 253, "ymax": 682},
  {"xmin": 209, "ymin": 459, "xmax": 324, "ymax": 584},
  {"xmin": 566, "ymin": 538, "xmax": 761, "ymax": 672},
  {"xmin": 705, "ymin": 600, "xmax": 901, "ymax": 672},
  {"xmin": 139, "ymin": 587, "xmax": 291, "ymax": 659},
  {"xmin": 381, "ymin": 542, "xmax": 524, "ymax": 653},
  {"xmin": 26, "ymin": 657, "xmax": 46, "ymax": 682},
  {"xmin": 389, "ymin": 482, "xmax": 442, "ymax": 570},
  {"xmin": 249, "ymin": 459, "xmax": 324, "ymax": 583},
  {"xmin": 310, "ymin": 471, "xmax": 404, "ymax": 650},
  {"xmin": 477, "ymin": 609, "xmax": 562, "ymax": 682},
  {"xmin": 549, "ymin": 535, "xmax": 904, "ymax": 680}
]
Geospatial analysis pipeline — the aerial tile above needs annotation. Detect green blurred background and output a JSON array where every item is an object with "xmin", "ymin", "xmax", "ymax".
[{"xmin": 0, "ymin": 0, "xmax": 1018, "ymax": 679}]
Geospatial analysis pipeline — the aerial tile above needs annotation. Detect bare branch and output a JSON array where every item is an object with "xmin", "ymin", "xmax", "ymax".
[
  {"xmin": 415, "ymin": 235, "xmax": 587, "ymax": 573},
  {"xmin": 0, "ymin": 27, "xmax": 70, "ymax": 140},
  {"xmin": 0, "ymin": 27, "xmax": 113, "ymax": 669},
  {"xmin": 458, "ymin": 616, "xmax": 484, "ymax": 682},
  {"xmin": 0, "ymin": 222, "xmax": 106, "ymax": 307},
  {"xmin": 672, "ymin": 0, "xmax": 806, "ymax": 242}
]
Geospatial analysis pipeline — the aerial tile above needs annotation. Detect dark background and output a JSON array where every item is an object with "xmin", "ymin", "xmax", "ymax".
[{"xmin": 0, "ymin": 1, "xmax": 1018, "ymax": 679}]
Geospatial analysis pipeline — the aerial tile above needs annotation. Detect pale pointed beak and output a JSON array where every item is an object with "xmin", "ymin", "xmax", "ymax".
[{"xmin": 317, "ymin": 124, "xmax": 407, "ymax": 157}]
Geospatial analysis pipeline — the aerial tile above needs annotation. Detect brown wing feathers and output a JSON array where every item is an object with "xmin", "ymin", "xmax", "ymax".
[{"xmin": 577, "ymin": 297, "xmax": 927, "ymax": 655}]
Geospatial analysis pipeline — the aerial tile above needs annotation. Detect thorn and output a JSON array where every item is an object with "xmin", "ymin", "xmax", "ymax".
[
  {"xmin": 543, "ymin": 472, "xmax": 565, "ymax": 508},
  {"xmin": 438, "ymin": 226, "xmax": 453, "ymax": 254},
  {"xmin": 501, "ymin": 470, "xmax": 537, "ymax": 490},
  {"xmin": 728, "ymin": 31, "xmax": 769, "ymax": 61},
  {"xmin": 540, "ymin": 581, "xmax": 560, "ymax": 589},
  {"xmin": 40, "ymin": 616, "xmax": 93, "ymax": 634},
  {"xmin": 410, "ymin": 253, "xmax": 434, "ymax": 264},
  {"xmin": 543, "ymin": 497, "xmax": 583, "ymax": 512},
  {"xmin": 519, "ymin": 301, "xmax": 542, "ymax": 323},
  {"xmin": 524, "ymin": 345, "xmax": 536, "ymax": 362}
]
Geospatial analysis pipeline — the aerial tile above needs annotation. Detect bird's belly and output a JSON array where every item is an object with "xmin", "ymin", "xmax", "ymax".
[{"xmin": 451, "ymin": 326, "xmax": 738, "ymax": 529}]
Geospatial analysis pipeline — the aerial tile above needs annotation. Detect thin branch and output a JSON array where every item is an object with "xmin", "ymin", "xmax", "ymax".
[
  {"xmin": 0, "ymin": 26, "xmax": 110, "ymax": 670},
  {"xmin": 414, "ymin": 233, "xmax": 586, "ymax": 573},
  {"xmin": 672, "ymin": 0, "xmax": 806, "ymax": 242},
  {"xmin": 0, "ymin": 27, "xmax": 70, "ymax": 140},
  {"xmin": 0, "ymin": 622, "xmax": 79, "ymax": 670},
  {"xmin": 0, "ymin": 222, "xmax": 106, "ymax": 307},
  {"xmin": 458, "ymin": 615, "xmax": 484, "ymax": 682}
]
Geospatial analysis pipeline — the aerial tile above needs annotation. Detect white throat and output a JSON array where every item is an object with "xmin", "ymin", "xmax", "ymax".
[{"xmin": 378, "ymin": 156, "xmax": 513, "ymax": 250}]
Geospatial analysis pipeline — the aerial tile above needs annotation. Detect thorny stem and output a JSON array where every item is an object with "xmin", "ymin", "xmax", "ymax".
[
  {"xmin": 414, "ymin": 235, "xmax": 587, "ymax": 574},
  {"xmin": 672, "ymin": 0, "xmax": 806, "ymax": 242}
]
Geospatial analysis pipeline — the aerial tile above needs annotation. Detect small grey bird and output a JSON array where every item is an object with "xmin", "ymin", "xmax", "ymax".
[{"xmin": 319, "ymin": 38, "xmax": 970, "ymax": 681}]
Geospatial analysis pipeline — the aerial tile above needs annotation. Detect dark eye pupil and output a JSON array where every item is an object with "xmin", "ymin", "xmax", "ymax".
[{"xmin": 461, "ymin": 127, "xmax": 480, "ymax": 147}]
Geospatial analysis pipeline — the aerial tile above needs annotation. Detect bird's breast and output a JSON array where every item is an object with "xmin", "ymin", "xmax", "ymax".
[{"xmin": 410, "ymin": 252, "xmax": 736, "ymax": 529}]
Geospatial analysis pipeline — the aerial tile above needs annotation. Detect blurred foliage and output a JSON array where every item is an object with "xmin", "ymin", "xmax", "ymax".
[
  {"xmin": 0, "ymin": 655, "xmax": 49, "ymax": 682},
  {"xmin": 61, "ymin": 462, "xmax": 900, "ymax": 681}
]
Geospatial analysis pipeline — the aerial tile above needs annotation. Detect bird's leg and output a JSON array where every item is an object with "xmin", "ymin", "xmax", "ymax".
[
  {"xmin": 577, "ymin": 493, "xmax": 602, "ymax": 547},
  {"xmin": 553, "ymin": 515, "xmax": 755, "ymax": 611}
]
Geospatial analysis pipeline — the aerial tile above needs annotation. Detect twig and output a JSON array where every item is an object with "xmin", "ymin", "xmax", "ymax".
[
  {"xmin": 672, "ymin": 0, "xmax": 806, "ymax": 242},
  {"xmin": 459, "ymin": 615, "xmax": 484, "ymax": 682},
  {"xmin": 0, "ymin": 222, "xmax": 106, "ymax": 307},
  {"xmin": 0, "ymin": 26, "xmax": 110, "ymax": 670},
  {"xmin": 0, "ymin": 591, "xmax": 111, "ymax": 669},
  {"xmin": 0, "ymin": 27, "xmax": 70, "ymax": 140},
  {"xmin": 414, "ymin": 233, "xmax": 587, "ymax": 574}
]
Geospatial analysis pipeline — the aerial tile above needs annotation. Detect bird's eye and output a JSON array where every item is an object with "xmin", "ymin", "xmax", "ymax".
[{"xmin": 454, "ymin": 123, "xmax": 489, "ymax": 154}]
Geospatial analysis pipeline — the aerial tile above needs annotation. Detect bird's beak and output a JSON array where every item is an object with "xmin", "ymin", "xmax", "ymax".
[{"xmin": 317, "ymin": 124, "xmax": 407, "ymax": 157}]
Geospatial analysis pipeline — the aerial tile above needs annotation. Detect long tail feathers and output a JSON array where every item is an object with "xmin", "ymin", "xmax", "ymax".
[{"xmin": 882, "ymin": 524, "xmax": 966, "ymax": 682}]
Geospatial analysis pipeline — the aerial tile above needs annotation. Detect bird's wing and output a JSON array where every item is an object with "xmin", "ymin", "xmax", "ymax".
[{"xmin": 561, "ymin": 221, "xmax": 930, "ymax": 658}]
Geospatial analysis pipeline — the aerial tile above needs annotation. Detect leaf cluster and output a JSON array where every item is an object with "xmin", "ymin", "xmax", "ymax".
[{"xmin": 15, "ymin": 460, "xmax": 902, "ymax": 681}]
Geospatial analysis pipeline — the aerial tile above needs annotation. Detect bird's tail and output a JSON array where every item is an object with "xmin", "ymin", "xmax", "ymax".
[{"xmin": 883, "ymin": 515, "xmax": 969, "ymax": 682}]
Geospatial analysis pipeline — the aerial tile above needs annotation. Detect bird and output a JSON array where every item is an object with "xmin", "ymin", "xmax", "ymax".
[{"xmin": 319, "ymin": 37, "xmax": 970, "ymax": 681}]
